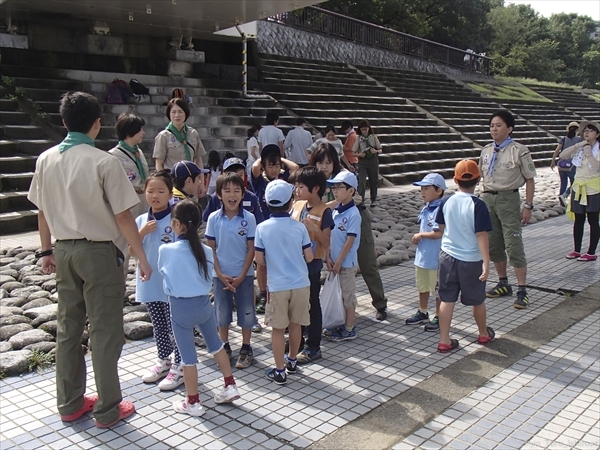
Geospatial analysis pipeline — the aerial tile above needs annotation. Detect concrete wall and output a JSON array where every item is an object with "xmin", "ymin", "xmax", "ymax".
[{"xmin": 256, "ymin": 20, "xmax": 491, "ymax": 81}]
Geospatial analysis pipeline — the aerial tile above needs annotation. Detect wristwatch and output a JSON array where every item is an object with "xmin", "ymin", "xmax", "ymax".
[
  {"xmin": 35, "ymin": 249, "xmax": 53, "ymax": 258},
  {"xmin": 523, "ymin": 203, "xmax": 534, "ymax": 210}
]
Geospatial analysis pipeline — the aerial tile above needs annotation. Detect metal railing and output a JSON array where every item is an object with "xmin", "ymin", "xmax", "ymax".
[{"xmin": 268, "ymin": 6, "xmax": 491, "ymax": 74}]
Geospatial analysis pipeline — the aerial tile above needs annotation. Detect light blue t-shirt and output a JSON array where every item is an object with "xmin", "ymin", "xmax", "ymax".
[
  {"xmin": 414, "ymin": 199, "xmax": 442, "ymax": 270},
  {"xmin": 158, "ymin": 238, "xmax": 214, "ymax": 298},
  {"xmin": 254, "ymin": 212, "xmax": 311, "ymax": 293},
  {"xmin": 330, "ymin": 200, "xmax": 361, "ymax": 268},
  {"xmin": 205, "ymin": 207, "xmax": 256, "ymax": 278},
  {"xmin": 135, "ymin": 208, "xmax": 175, "ymax": 303},
  {"xmin": 436, "ymin": 192, "xmax": 493, "ymax": 262}
]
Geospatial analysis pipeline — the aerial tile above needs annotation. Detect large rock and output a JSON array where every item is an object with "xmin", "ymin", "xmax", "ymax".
[
  {"xmin": 21, "ymin": 275, "xmax": 54, "ymax": 286},
  {"xmin": 27, "ymin": 290, "xmax": 51, "ymax": 301},
  {"xmin": 123, "ymin": 311, "xmax": 151, "ymax": 323},
  {"xmin": 41, "ymin": 279, "xmax": 57, "ymax": 292},
  {"xmin": 0, "ymin": 257, "xmax": 18, "ymax": 266},
  {"xmin": 39, "ymin": 320, "xmax": 57, "ymax": 336},
  {"xmin": 0, "ymin": 269, "xmax": 19, "ymax": 279},
  {"xmin": 0, "ymin": 288, "xmax": 8, "ymax": 299},
  {"xmin": 123, "ymin": 304, "xmax": 148, "ymax": 315},
  {"xmin": 0, "ymin": 342, "xmax": 12, "ymax": 353},
  {"xmin": 0, "ymin": 350, "xmax": 32, "ymax": 376},
  {"xmin": 0, "ymin": 306, "xmax": 24, "ymax": 317},
  {"xmin": 6, "ymin": 247, "xmax": 25, "ymax": 257},
  {"xmin": 1, "ymin": 281, "xmax": 25, "ymax": 293},
  {"xmin": 123, "ymin": 321, "xmax": 153, "ymax": 340},
  {"xmin": 23, "ymin": 342, "xmax": 56, "ymax": 353},
  {"xmin": 9, "ymin": 329, "xmax": 54, "ymax": 350},
  {"xmin": 11, "ymin": 286, "xmax": 42, "ymax": 299},
  {"xmin": 0, "ymin": 274, "xmax": 16, "ymax": 286},
  {"xmin": 22, "ymin": 304, "xmax": 57, "ymax": 320},
  {"xmin": 7, "ymin": 261, "xmax": 32, "ymax": 271},
  {"xmin": 377, "ymin": 254, "xmax": 401, "ymax": 267},
  {"xmin": 22, "ymin": 298, "xmax": 53, "ymax": 310},
  {"xmin": 0, "ymin": 315, "xmax": 32, "ymax": 326},
  {"xmin": 0, "ymin": 323, "xmax": 33, "ymax": 341},
  {"xmin": 18, "ymin": 265, "xmax": 43, "ymax": 277},
  {"xmin": 14, "ymin": 251, "xmax": 35, "ymax": 260}
]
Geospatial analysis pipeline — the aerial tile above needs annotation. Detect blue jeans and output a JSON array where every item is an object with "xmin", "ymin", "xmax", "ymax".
[
  {"xmin": 559, "ymin": 168, "xmax": 576, "ymax": 196},
  {"xmin": 213, "ymin": 276, "xmax": 256, "ymax": 329},
  {"xmin": 169, "ymin": 295, "xmax": 223, "ymax": 365}
]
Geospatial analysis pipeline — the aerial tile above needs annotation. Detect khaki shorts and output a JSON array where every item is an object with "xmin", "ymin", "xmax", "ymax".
[
  {"xmin": 415, "ymin": 266, "xmax": 438, "ymax": 295},
  {"xmin": 266, "ymin": 286, "xmax": 310, "ymax": 329},
  {"xmin": 339, "ymin": 266, "xmax": 358, "ymax": 308}
]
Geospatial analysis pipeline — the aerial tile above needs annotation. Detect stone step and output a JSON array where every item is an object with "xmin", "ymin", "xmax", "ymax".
[
  {"xmin": 379, "ymin": 148, "xmax": 479, "ymax": 165},
  {"xmin": 0, "ymin": 172, "xmax": 34, "ymax": 191},
  {"xmin": 0, "ymin": 99, "xmax": 19, "ymax": 112},
  {"xmin": 0, "ymin": 209, "xmax": 38, "ymax": 234},
  {"xmin": 0, "ymin": 140, "xmax": 19, "ymax": 157},
  {"xmin": 0, "ymin": 156, "xmax": 37, "ymax": 174},
  {"xmin": 0, "ymin": 112, "xmax": 31, "ymax": 126},
  {"xmin": 0, "ymin": 191, "xmax": 35, "ymax": 214},
  {"xmin": 0, "ymin": 126, "xmax": 48, "ymax": 141}
]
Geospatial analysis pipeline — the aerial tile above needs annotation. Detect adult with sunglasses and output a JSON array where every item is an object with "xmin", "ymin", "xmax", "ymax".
[{"xmin": 559, "ymin": 120, "xmax": 600, "ymax": 262}]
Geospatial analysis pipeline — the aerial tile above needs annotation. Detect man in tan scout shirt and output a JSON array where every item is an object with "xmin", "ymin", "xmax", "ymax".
[
  {"xmin": 28, "ymin": 92, "xmax": 152, "ymax": 428},
  {"xmin": 479, "ymin": 110, "xmax": 536, "ymax": 310}
]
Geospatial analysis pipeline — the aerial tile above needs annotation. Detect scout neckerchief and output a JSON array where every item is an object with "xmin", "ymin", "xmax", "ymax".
[
  {"xmin": 58, "ymin": 132, "xmax": 95, "ymax": 154},
  {"xmin": 486, "ymin": 136, "xmax": 513, "ymax": 178},
  {"xmin": 166, "ymin": 122, "xmax": 192, "ymax": 161},
  {"xmin": 118, "ymin": 140, "xmax": 147, "ymax": 182}
]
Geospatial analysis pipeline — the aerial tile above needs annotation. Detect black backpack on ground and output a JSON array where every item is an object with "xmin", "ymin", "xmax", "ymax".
[{"xmin": 130, "ymin": 78, "xmax": 150, "ymax": 96}]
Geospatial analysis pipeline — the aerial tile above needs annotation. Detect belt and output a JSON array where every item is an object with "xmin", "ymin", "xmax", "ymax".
[
  {"xmin": 55, "ymin": 239, "xmax": 110, "ymax": 243},
  {"xmin": 482, "ymin": 189, "xmax": 518, "ymax": 195}
]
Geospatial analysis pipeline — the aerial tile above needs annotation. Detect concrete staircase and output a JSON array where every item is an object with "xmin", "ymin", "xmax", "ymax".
[
  {"xmin": 500, "ymin": 102, "xmax": 584, "ymax": 141},
  {"xmin": 255, "ymin": 54, "xmax": 478, "ymax": 184},
  {"xmin": 526, "ymin": 85, "xmax": 600, "ymax": 122}
]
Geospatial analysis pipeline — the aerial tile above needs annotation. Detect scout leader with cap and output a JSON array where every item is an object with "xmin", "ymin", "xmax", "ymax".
[
  {"xmin": 559, "ymin": 120, "xmax": 600, "ymax": 262},
  {"xmin": 153, "ymin": 98, "xmax": 207, "ymax": 195},
  {"xmin": 479, "ymin": 110, "xmax": 536, "ymax": 310},
  {"xmin": 170, "ymin": 161, "xmax": 210, "ymax": 205}
]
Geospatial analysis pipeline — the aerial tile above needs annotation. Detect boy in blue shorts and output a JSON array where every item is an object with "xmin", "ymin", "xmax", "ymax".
[
  {"xmin": 435, "ymin": 160, "xmax": 495, "ymax": 353},
  {"xmin": 406, "ymin": 173, "xmax": 445, "ymax": 331},
  {"xmin": 326, "ymin": 171, "xmax": 361, "ymax": 342},
  {"xmin": 206, "ymin": 172, "xmax": 257, "ymax": 369},
  {"xmin": 255, "ymin": 180, "xmax": 313, "ymax": 385},
  {"xmin": 170, "ymin": 161, "xmax": 209, "ymax": 204}
]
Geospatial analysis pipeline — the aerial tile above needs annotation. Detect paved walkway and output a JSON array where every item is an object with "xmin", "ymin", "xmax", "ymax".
[{"xmin": 1, "ymin": 215, "xmax": 599, "ymax": 450}]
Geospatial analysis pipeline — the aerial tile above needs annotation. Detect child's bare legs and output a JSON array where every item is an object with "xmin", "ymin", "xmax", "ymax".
[
  {"xmin": 435, "ymin": 296, "xmax": 441, "ymax": 316},
  {"xmin": 257, "ymin": 265, "xmax": 267, "ymax": 294},
  {"xmin": 418, "ymin": 292, "xmax": 430, "ymax": 310},
  {"xmin": 241, "ymin": 328, "xmax": 251, "ymax": 346},
  {"xmin": 272, "ymin": 328, "xmax": 286, "ymax": 369},
  {"xmin": 472, "ymin": 304, "xmax": 489, "ymax": 337},
  {"xmin": 213, "ymin": 347, "xmax": 233, "ymax": 378},
  {"xmin": 345, "ymin": 307, "xmax": 356, "ymax": 329},
  {"xmin": 438, "ymin": 301, "xmax": 455, "ymax": 345},
  {"xmin": 218, "ymin": 327, "xmax": 229, "ymax": 345},
  {"xmin": 182, "ymin": 365, "xmax": 198, "ymax": 396},
  {"xmin": 287, "ymin": 322, "xmax": 301, "ymax": 360}
]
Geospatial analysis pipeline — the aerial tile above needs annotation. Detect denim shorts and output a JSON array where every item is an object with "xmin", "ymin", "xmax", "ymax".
[
  {"xmin": 213, "ymin": 276, "xmax": 256, "ymax": 329},
  {"xmin": 169, "ymin": 295, "xmax": 223, "ymax": 365}
]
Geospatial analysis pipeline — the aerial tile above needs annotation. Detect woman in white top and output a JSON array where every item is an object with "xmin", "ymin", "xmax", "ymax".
[
  {"xmin": 246, "ymin": 124, "xmax": 261, "ymax": 178},
  {"xmin": 307, "ymin": 125, "xmax": 350, "ymax": 167}
]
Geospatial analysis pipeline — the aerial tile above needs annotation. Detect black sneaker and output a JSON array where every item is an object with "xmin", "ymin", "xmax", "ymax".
[
  {"xmin": 486, "ymin": 283, "xmax": 512, "ymax": 298},
  {"xmin": 514, "ymin": 291, "xmax": 529, "ymax": 309},
  {"xmin": 424, "ymin": 316, "xmax": 439, "ymax": 332},
  {"xmin": 406, "ymin": 310, "xmax": 429, "ymax": 325},
  {"xmin": 265, "ymin": 368, "xmax": 286, "ymax": 385},
  {"xmin": 285, "ymin": 356, "xmax": 298, "ymax": 374},
  {"xmin": 256, "ymin": 295, "xmax": 267, "ymax": 314},
  {"xmin": 376, "ymin": 308, "xmax": 387, "ymax": 321},
  {"xmin": 297, "ymin": 348, "xmax": 322, "ymax": 365}
]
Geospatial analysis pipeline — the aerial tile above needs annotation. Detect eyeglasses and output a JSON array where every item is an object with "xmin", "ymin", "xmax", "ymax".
[
  {"xmin": 583, "ymin": 127, "xmax": 598, "ymax": 133},
  {"xmin": 330, "ymin": 185, "xmax": 348, "ymax": 191}
]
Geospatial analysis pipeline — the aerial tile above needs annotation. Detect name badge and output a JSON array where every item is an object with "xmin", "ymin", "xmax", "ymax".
[
  {"xmin": 307, "ymin": 214, "xmax": 321, "ymax": 221},
  {"xmin": 243, "ymin": 201, "xmax": 251, "ymax": 207}
]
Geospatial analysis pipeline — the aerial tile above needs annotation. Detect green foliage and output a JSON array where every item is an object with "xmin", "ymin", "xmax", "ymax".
[
  {"xmin": 27, "ymin": 349, "xmax": 55, "ymax": 373},
  {"xmin": 468, "ymin": 82, "xmax": 552, "ymax": 102}
]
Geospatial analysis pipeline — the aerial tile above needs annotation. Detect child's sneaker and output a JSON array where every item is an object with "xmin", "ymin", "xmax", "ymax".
[
  {"xmin": 173, "ymin": 398, "xmax": 204, "ymax": 416},
  {"xmin": 328, "ymin": 326, "xmax": 357, "ymax": 342},
  {"xmin": 424, "ymin": 316, "xmax": 439, "ymax": 332},
  {"xmin": 214, "ymin": 385, "xmax": 241, "ymax": 404},
  {"xmin": 265, "ymin": 368, "xmax": 287, "ymax": 385},
  {"xmin": 255, "ymin": 295, "xmax": 267, "ymax": 314},
  {"xmin": 577, "ymin": 253, "xmax": 597, "ymax": 262},
  {"xmin": 141, "ymin": 359, "xmax": 171, "ymax": 383},
  {"xmin": 322, "ymin": 327, "xmax": 339, "ymax": 337},
  {"xmin": 235, "ymin": 347, "xmax": 253, "ymax": 369},
  {"xmin": 558, "ymin": 193, "xmax": 568, "ymax": 207},
  {"xmin": 158, "ymin": 365, "xmax": 184, "ymax": 391},
  {"xmin": 252, "ymin": 319, "xmax": 263, "ymax": 333},
  {"xmin": 513, "ymin": 291, "xmax": 529, "ymax": 309},
  {"xmin": 405, "ymin": 310, "xmax": 429, "ymax": 325},
  {"xmin": 285, "ymin": 356, "xmax": 298, "ymax": 374}
]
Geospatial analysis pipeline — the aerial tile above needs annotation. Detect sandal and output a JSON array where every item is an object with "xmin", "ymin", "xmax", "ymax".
[
  {"xmin": 477, "ymin": 327, "xmax": 495, "ymax": 345},
  {"xmin": 437, "ymin": 339, "xmax": 459, "ymax": 353},
  {"xmin": 95, "ymin": 400, "xmax": 136, "ymax": 428},
  {"xmin": 60, "ymin": 394, "xmax": 98, "ymax": 422}
]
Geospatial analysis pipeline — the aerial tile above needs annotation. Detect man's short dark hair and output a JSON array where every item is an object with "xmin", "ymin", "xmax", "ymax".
[
  {"xmin": 490, "ymin": 110, "xmax": 515, "ymax": 130},
  {"xmin": 268, "ymin": 198, "xmax": 292, "ymax": 213},
  {"xmin": 166, "ymin": 98, "xmax": 190, "ymax": 121},
  {"xmin": 266, "ymin": 112, "xmax": 279, "ymax": 125},
  {"xmin": 296, "ymin": 117, "xmax": 307, "ymax": 126},
  {"xmin": 295, "ymin": 166, "xmax": 327, "ymax": 198},
  {"xmin": 59, "ymin": 91, "xmax": 102, "ymax": 133},
  {"xmin": 216, "ymin": 172, "xmax": 245, "ymax": 197},
  {"xmin": 115, "ymin": 113, "xmax": 145, "ymax": 140},
  {"xmin": 457, "ymin": 177, "xmax": 480, "ymax": 189},
  {"xmin": 340, "ymin": 120, "xmax": 353, "ymax": 133}
]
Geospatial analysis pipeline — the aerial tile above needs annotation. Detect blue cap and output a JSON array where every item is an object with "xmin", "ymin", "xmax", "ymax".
[
  {"xmin": 170, "ymin": 161, "xmax": 209, "ymax": 179},
  {"xmin": 327, "ymin": 170, "xmax": 358, "ymax": 190},
  {"xmin": 265, "ymin": 179, "xmax": 294, "ymax": 207},
  {"xmin": 413, "ymin": 173, "xmax": 446, "ymax": 190},
  {"xmin": 223, "ymin": 157, "xmax": 245, "ymax": 171}
]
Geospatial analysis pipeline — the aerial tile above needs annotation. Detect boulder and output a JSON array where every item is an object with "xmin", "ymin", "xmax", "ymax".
[
  {"xmin": 123, "ymin": 312, "xmax": 151, "ymax": 323},
  {"xmin": 1, "ymin": 281, "xmax": 25, "ymax": 293},
  {"xmin": 14, "ymin": 251, "xmax": 35, "ymax": 260},
  {"xmin": 377, "ymin": 254, "xmax": 401, "ymax": 267},
  {"xmin": 21, "ymin": 275, "xmax": 54, "ymax": 286},
  {"xmin": 18, "ymin": 265, "xmax": 42, "ymax": 276},
  {"xmin": 0, "ymin": 274, "xmax": 16, "ymax": 286},
  {"xmin": 9, "ymin": 329, "xmax": 54, "ymax": 350},
  {"xmin": 0, "ymin": 306, "xmax": 24, "ymax": 317},
  {"xmin": 0, "ymin": 270, "xmax": 19, "ymax": 280},
  {"xmin": 123, "ymin": 304, "xmax": 148, "ymax": 315},
  {"xmin": 7, "ymin": 261, "xmax": 32, "ymax": 271},
  {"xmin": 546, "ymin": 209, "xmax": 559, "ymax": 217},
  {"xmin": 10, "ymin": 286, "xmax": 42, "ymax": 299},
  {"xmin": 0, "ymin": 257, "xmax": 18, "ymax": 266},
  {"xmin": 0, "ymin": 315, "xmax": 32, "ymax": 326},
  {"xmin": 0, "ymin": 288, "xmax": 8, "ymax": 299},
  {"xmin": 39, "ymin": 321, "xmax": 57, "ymax": 336},
  {"xmin": 23, "ymin": 342, "xmax": 56, "ymax": 353},
  {"xmin": 386, "ymin": 249, "xmax": 409, "ymax": 261},
  {"xmin": 0, "ymin": 350, "xmax": 32, "ymax": 376},
  {"xmin": 0, "ymin": 342, "xmax": 12, "ymax": 353},
  {"xmin": 6, "ymin": 247, "xmax": 25, "ymax": 257},
  {"xmin": 41, "ymin": 279, "xmax": 57, "ymax": 292},
  {"xmin": 22, "ymin": 304, "xmax": 58, "ymax": 320},
  {"xmin": 27, "ymin": 290, "xmax": 51, "ymax": 301},
  {"xmin": 2, "ymin": 296, "xmax": 31, "ymax": 308},
  {"xmin": 123, "ymin": 321, "xmax": 153, "ymax": 340},
  {"xmin": 22, "ymin": 298, "xmax": 53, "ymax": 310},
  {"xmin": 0, "ymin": 323, "xmax": 33, "ymax": 341}
]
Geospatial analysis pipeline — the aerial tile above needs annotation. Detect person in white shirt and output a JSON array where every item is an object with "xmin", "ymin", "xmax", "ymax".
[
  {"xmin": 284, "ymin": 117, "xmax": 313, "ymax": 166},
  {"xmin": 258, "ymin": 112, "xmax": 285, "ymax": 156},
  {"xmin": 246, "ymin": 124, "xmax": 261, "ymax": 177}
]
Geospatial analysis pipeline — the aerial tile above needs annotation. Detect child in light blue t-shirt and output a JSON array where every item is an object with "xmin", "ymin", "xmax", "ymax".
[{"xmin": 406, "ymin": 173, "xmax": 445, "ymax": 332}]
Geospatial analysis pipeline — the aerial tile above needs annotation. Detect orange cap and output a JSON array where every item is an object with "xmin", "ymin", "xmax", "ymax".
[{"xmin": 454, "ymin": 159, "xmax": 481, "ymax": 181}]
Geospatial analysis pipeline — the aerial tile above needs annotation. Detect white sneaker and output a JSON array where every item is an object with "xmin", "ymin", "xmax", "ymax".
[
  {"xmin": 214, "ymin": 384, "xmax": 241, "ymax": 404},
  {"xmin": 141, "ymin": 359, "xmax": 171, "ymax": 383},
  {"xmin": 158, "ymin": 365, "xmax": 184, "ymax": 391},
  {"xmin": 173, "ymin": 398, "xmax": 204, "ymax": 416}
]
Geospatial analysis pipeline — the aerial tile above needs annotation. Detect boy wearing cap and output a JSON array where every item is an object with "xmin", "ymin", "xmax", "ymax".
[
  {"xmin": 170, "ymin": 160, "xmax": 209, "ymax": 204},
  {"xmin": 435, "ymin": 160, "xmax": 494, "ymax": 353},
  {"xmin": 255, "ymin": 180, "xmax": 313, "ymax": 385},
  {"xmin": 406, "ymin": 173, "xmax": 446, "ymax": 331},
  {"xmin": 326, "ymin": 171, "xmax": 362, "ymax": 342},
  {"xmin": 284, "ymin": 117, "xmax": 313, "ymax": 166}
]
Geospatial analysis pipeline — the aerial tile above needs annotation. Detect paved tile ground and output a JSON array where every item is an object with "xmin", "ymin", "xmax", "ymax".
[
  {"xmin": 393, "ymin": 311, "xmax": 600, "ymax": 450},
  {"xmin": 1, "ymin": 214, "xmax": 598, "ymax": 449}
]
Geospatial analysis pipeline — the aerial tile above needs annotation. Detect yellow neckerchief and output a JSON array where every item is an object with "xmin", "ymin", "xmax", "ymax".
[{"xmin": 566, "ymin": 177, "xmax": 600, "ymax": 221}]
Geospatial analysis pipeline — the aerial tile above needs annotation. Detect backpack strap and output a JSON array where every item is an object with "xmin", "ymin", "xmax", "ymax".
[{"xmin": 117, "ymin": 146, "xmax": 138, "ymax": 165}]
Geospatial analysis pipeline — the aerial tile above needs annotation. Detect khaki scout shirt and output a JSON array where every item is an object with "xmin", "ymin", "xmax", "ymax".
[
  {"xmin": 108, "ymin": 145, "xmax": 149, "ymax": 193},
  {"xmin": 28, "ymin": 143, "xmax": 140, "ymax": 253},
  {"xmin": 479, "ymin": 141, "xmax": 537, "ymax": 191},
  {"xmin": 152, "ymin": 127, "xmax": 206, "ymax": 170}
]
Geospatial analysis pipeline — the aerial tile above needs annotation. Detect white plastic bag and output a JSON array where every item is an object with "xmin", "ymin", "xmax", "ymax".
[{"xmin": 320, "ymin": 273, "xmax": 346, "ymax": 329}]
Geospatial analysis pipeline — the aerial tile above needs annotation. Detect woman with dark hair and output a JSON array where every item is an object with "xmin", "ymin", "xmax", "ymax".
[
  {"xmin": 307, "ymin": 125, "xmax": 349, "ymax": 167},
  {"xmin": 109, "ymin": 112, "xmax": 149, "ymax": 218},
  {"xmin": 309, "ymin": 142, "xmax": 342, "ymax": 203},
  {"xmin": 352, "ymin": 120, "xmax": 382, "ymax": 207},
  {"xmin": 551, "ymin": 121, "xmax": 582, "ymax": 206},
  {"xmin": 560, "ymin": 120, "xmax": 600, "ymax": 262},
  {"xmin": 246, "ymin": 124, "xmax": 261, "ymax": 177}
]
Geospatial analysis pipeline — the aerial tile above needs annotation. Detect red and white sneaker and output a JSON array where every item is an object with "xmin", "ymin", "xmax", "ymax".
[
  {"xmin": 565, "ymin": 251, "xmax": 581, "ymax": 259},
  {"xmin": 141, "ymin": 359, "xmax": 171, "ymax": 383},
  {"xmin": 158, "ymin": 365, "xmax": 184, "ymax": 391},
  {"xmin": 577, "ymin": 253, "xmax": 597, "ymax": 262},
  {"xmin": 173, "ymin": 398, "xmax": 204, "ymax": 416}
]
